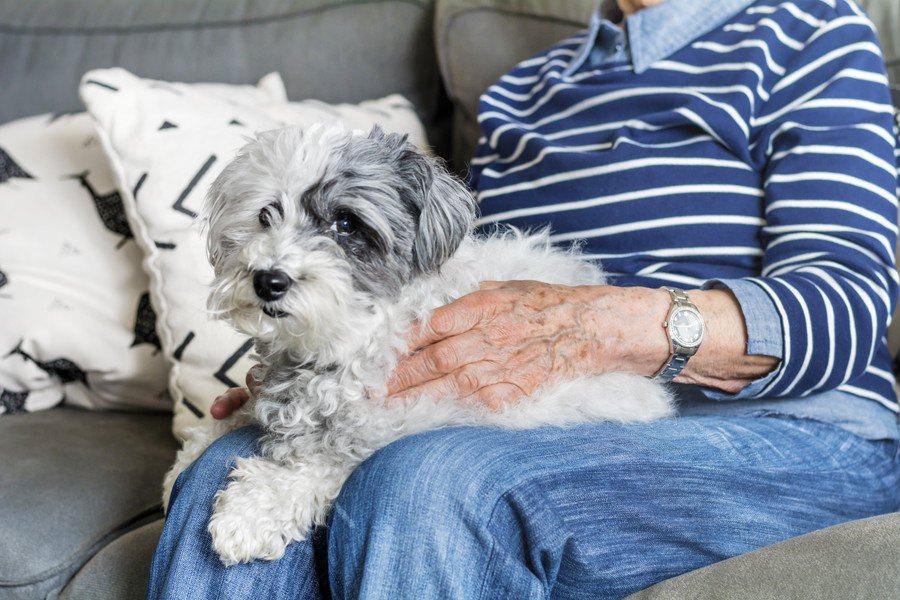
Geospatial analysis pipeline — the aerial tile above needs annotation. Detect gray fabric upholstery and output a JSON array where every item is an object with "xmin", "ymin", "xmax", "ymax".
[
  {"xmin": 858, "ymin": 0, "xmax": 899, "ymax": 84},
  {"xmin": 436, "ymin": 0, "xmax": 594, "ymax": 169},
  {"xmin": 624, "ymin": 512, "xmax": 900, "ymax": 600},
  {"xmin": 59, "ymin": 519, "xmax": 163, "ymax": 600},
  {"xmin": 0, "ymin": 0, "xmax": 450, "ymax": 153},
  {"xmin": 0, "ymin": 409, "xmax": 176, "ymax": 600}
]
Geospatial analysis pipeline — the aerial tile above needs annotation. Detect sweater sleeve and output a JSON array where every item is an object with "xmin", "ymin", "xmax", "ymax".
[{"xmin": 733, "ymin": 7, "xmax": 899, "ymax": 399}]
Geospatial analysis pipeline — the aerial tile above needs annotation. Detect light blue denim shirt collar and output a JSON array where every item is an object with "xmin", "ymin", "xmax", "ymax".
[{"xmin": 565, "ymin": 0, "xmax": 756, "ymax": 76}]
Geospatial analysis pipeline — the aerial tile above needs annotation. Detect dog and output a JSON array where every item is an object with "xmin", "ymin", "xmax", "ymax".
[{"xmin": 163, "ymin": 124, "xmax": 674, "ymax": 566}]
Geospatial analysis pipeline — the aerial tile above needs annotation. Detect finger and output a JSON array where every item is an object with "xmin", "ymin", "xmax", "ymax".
[
  {"xmin": 246, "ymin": 364, "xmax": 264, "ymax": 396},
  {"xmin": 390, "ymin": 361, "xmax": 498, "ymax": 403},
  {"xmin": 210, "ymin": 387, "xmax": 250, "ymax": 420},
  {"xmin": 408, "ymin": 294, "xmax": 493, "ymax": 351},
  {"xmin": 464, "ymin": 382, "xmax": 527, "ymax": 412},
  {"xmin": 388, "ymin": 330, "xmax": 487, "ymax": 396}
]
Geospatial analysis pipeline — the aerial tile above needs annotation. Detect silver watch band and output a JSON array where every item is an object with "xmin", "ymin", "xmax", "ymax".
[
  {"xmin": 655, "ymin": 354, "xmax": 689, "ymax": 382},
  {"xmin": 654, "ymin": 287, "xmax": 699, "ymax": 383}
]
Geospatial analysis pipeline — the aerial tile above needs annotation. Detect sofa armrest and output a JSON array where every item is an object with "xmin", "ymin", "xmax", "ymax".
[{"xmin": 626, "ymin": 512, "xmax": 900, "ymax": 600}]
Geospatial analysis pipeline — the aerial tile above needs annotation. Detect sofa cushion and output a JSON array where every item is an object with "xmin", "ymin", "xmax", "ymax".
[
  {"xmin": 858, "ymin": 0, "xmax": 899, "ymax": 85},
  {"xmin": 0, "ymin": 73, "xmax": 284, "ymax": 418},
  {"xmin": 0, "ymin": 0, "xmax": 448, "ymax": 153},
  {"xmin": 435, "ymin": 0, "xmax": 594, "ymax": 168},
  {"xmin": 624, "ymin": 512, "xmax": 900, "ymax": 600},
  {"xmin": 59, "ymin": 519, "xmax": 163, "ymax": 600},
  {"xmin": 0, "ymin": 408, "xmax": 176, "ymax": 600}
]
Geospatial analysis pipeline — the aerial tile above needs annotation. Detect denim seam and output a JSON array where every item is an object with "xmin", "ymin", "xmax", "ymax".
[
  {"xmin": 475, "ymin": 486, "xmax": 513, "ymax": 600},
  {"xmin": 477, "ymin": 482, "xmax": 556, "ymax": 600}
]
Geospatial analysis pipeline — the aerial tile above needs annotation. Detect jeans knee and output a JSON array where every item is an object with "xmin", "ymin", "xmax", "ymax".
[{"xmin": 327, "ymin": 428, "xmax": 542, "ymax": 598}]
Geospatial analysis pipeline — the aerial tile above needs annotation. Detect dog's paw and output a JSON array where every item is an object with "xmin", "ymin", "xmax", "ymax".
[{"xmin": 208, "ymin": 480, "xmax": 307, "ymax": 566}]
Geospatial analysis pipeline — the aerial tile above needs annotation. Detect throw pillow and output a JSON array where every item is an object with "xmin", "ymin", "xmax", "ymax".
[
  {"xmin": 0, "ymin": 74, "xmax": 287, "ymax": 415},
  {"xmin": 80, "ymin": 68, "xmax": 429, "ymax": 438}
]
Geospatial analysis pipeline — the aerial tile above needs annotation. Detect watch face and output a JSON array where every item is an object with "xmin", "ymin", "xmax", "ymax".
[{"xmin": 671, "ymin": 308, "xmax": 703, "ymax": 348}]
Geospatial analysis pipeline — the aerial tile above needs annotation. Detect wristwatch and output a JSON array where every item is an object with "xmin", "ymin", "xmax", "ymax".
[{"xmin": 654, "ymin": 287, "xmax": 705, "ymax": 382}]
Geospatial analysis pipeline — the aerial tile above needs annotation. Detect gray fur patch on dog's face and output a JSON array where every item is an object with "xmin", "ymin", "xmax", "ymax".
[{"xmin": 298, "ymin": 133, "xmax": 421, "ymax": 297}]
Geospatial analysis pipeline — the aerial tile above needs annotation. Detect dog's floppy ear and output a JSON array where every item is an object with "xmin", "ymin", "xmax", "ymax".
[{"xmin": 369, "ymin": 126, "xmax": 476, "ymax": 273}]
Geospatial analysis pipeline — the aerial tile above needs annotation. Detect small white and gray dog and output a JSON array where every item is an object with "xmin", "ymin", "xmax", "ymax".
[{"xmin": 164, "ymin": 124, "xmax": 673, "ymax": 566}]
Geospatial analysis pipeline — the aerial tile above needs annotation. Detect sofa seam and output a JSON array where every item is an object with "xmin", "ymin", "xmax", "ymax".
[
  {"xmin": 0, "ymin": 505, "xmax": 163, "ymax": 587},
  {"xmin": 0, "ymin": 0, "xmax": 428, "ymax": 36}
]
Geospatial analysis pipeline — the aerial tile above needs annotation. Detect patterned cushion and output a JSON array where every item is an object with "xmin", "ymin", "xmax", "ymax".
[
  {"xmin": 0, "ymin": 76, "xmax": 285, "ymax": 416},
  {"xmin": 81, "ymin": 68, "xmax": 429, "ymax": 439},
  {"xmin": 0, "ymin": 113, "xmax": 171, "ymax": 415}
]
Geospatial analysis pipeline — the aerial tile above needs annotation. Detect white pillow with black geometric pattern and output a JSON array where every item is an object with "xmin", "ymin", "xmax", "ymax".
[
  {"xmin": 80, "ymin": 67, "xmax": 429, "ymax": 439},
  {"xmin": 0, "ymin": 112, "xmax": 173, "ymax": 415},
  {"xmin": 0, "ymin": 74, "xmax": 288, "ymax": 416}
]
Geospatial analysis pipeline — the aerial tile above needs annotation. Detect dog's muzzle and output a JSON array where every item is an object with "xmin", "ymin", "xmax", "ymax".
[{"xmin": 254, "ymin": 269, "xmax": 292, "ymax": 302}]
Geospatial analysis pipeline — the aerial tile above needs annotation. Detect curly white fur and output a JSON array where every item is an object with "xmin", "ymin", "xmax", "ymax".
[{"xmin": 163, "ymin": 125, "xmax": 674, "ymax": 566}]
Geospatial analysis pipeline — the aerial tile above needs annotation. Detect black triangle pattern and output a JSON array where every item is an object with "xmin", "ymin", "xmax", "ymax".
[
  {"xmin": 7, "ymin": 341, "xmax": 90, "ymax": 388},
  {"xmin": 182, "ymin": 397, "xmax": 204, "ymax": 418},
  {"xmin": 131, "ymin": 293, "xmax": 162, "ymax": 351},
  {"xmin": 72, "ymin": 171, "xmax": 133, "ymax": 245},
  {"xmin": 0, "ymin": 388, "xmax": 28, "ymax": 414},
  {"xmin": 133, "ymin": 172, "xmax": 148, "ymax": 199},
  {"xmin": 213, "ymin": 338, "xmax": 254, "ymax": 388},
  {"xmin": 0, "ymin": 147, "xmax": 33, "ymax": 183},
  {"xmin": 173, "ymin": 155, "xmax": 216, "ymax": 218},
  {"xmin": 228, "ymin": 119, "xmax": 244, "ymax": 126},
  {"xmin": 159, "ymin": 120, "xmax": 178, "ymax": 130},
  {"xmin": 0, "ymin": 269, "xmax": 7, "ymax": 289},
  {"xmin": 48, "ymin": 111, "xmax": 79, "ymax": 124},
  {"xmin": 84, "ymin": 79, "xmax": 119, "ymax": 92},
  {"xmin": 173, "ymin": 331, "xmax": 195, "ymax": 361}
]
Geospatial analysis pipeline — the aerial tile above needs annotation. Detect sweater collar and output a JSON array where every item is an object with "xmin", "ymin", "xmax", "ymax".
[{"xmin": 567, "ymin": 0, "xmax": 756, "ymax": 75}]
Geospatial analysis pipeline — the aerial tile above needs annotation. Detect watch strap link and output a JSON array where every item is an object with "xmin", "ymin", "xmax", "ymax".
[
  {"xmin": 666, "ymin": 286, "xmax": 690, "ymax": 306},
  {"xmin": 655, "ymin": 354, "xmax": 690, "ymax": 382}
]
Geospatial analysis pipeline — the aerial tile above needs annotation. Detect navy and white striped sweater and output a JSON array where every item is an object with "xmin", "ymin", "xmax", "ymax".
[{"xmin": 471, "ymin": 0, "xmax": 900, "ymax": 429}]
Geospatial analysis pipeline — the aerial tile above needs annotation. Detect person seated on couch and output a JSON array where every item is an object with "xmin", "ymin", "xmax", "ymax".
[{"xmin": 148, "ymin": 0, "xmax": 900, "ymax": 598}]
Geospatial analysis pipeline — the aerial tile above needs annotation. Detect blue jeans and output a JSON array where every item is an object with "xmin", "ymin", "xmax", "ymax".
[{"xmin": 148, "ymin": 416, "xmax": 900, "ymax": 599}]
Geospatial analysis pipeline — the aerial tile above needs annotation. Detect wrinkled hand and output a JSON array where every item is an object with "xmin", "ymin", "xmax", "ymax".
[
  {"xmin": 387, "ymin": 281, "xmax": 668, "ymax": 411},
  {"xmin": 210, "ymin": 364, "xmax": 263, "ymax": 420}
]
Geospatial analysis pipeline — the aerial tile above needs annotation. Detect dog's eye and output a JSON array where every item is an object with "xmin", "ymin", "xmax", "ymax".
[
  {"xmin": 258, "ymin": 202, "xmax": 284, "ymax": 229},
  {"xmin": 330, "ymin": 211, "xmax": 358, "ymax": 236}
]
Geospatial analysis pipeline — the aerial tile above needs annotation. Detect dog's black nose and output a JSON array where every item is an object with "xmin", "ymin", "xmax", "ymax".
[{"xmin": 253, "ymin": 269, "xmax": 292, "ymax": 302}]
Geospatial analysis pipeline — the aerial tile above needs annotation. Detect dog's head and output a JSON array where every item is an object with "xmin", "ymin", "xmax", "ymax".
[{"xmin": 203, "ymin": 124, "xmax": 475, "ymax": 360}]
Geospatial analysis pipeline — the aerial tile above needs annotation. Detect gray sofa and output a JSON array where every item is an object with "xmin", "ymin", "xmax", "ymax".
[{"xmin": 1, "ymin": 1, "xmax": 898, "ymax": 598}]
